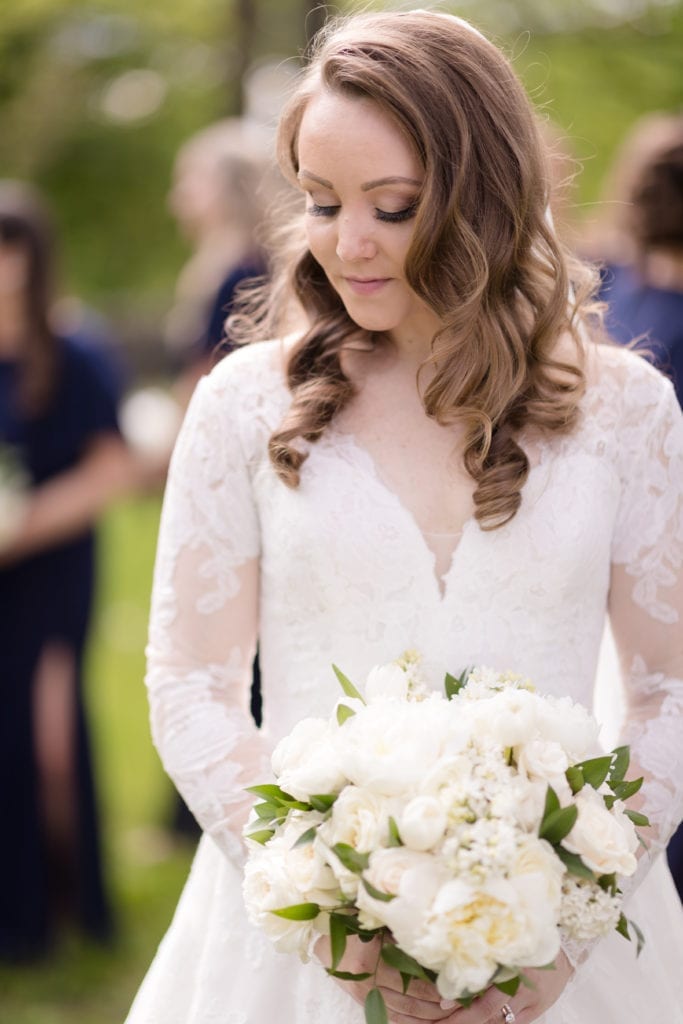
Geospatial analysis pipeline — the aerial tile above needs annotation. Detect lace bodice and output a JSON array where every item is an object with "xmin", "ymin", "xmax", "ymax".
[{"xmin": 146, "ymin": 339, "xmax": 683, "ymax": 890}]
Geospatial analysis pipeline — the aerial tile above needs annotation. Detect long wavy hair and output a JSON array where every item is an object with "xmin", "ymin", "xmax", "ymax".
[
  {"xmin": 0, "ymin": 180, "xmax": 58, "ymax": 415},
  {"xmin": 233, "ymin": 10, "xmax": 599, "ymax": 528}
]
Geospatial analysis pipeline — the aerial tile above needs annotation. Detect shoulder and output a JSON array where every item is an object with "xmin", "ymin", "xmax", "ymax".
[
  {"xmin": 583, "ymin": 341, "xmax": 676, "ymax": 416},
  {"xmin": 187, "ymin": 339, "xmax": 293, "ymax": 457}
]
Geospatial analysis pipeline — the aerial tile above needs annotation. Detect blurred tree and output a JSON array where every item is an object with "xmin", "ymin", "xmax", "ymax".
[{"xmin": 0, "ymin": 0, "xmax": 680, "ymax": 369}]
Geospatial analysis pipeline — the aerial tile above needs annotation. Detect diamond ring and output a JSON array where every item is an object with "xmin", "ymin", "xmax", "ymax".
[{"xmin": 501, "ymin": 1006, "xmax": 516, "ymax": 1024}]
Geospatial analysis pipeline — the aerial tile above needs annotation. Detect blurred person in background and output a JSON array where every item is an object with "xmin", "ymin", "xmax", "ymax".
[
  {"xmin": 592, "ymin": 113, "xmax": 683, "ymax": 898},
  {"xmin": 0, "ymin": 181, "xmax": 132, "ymax": 959},
  {"xmin": 165, "ymin": 117, "xmax": 273, "ymax": 407}
]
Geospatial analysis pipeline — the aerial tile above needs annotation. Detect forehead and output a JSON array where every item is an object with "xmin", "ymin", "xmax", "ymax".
[{"xmin": 297, "ymin": 89, "xmax": 422, "ymax": 180}]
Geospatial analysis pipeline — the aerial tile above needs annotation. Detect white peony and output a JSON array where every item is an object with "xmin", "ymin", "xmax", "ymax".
[
  {"xmin": 410, "ymin": 875, "xmax": 560, "ymax": 999},
  {"xmin": 468, "ymin": 687, "xmax": 541, "ymax": 748},
  {"xmin": 399, "ymin": 796, "xmax": 448, "ymax": 852},
  {"xmin": 563, "ymin": 787, "xmax": 639, "ymax": 877},
  {"xmin": 536, "ymin": 697, "xmax": 600, "ymax": 761},
  {"xmin": 365, "ymin": 662, "xmax": 409, "ymax": 702},
  {"xmin": 271, "ymin": 717, "xmax": 346, "ymax": 801},
  {"xmin": 333, "ymin": 700, "xmax": 447, "ymax": 796}
]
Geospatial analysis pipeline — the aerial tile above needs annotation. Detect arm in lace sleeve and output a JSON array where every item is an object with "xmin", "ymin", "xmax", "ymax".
[
  {"xmin": 145, "ymin": 363, "xmax": 271, "ymax": 868},
  {"xmin": 608, "ymin": 370, "xmax": 683, "ymax": 878}
]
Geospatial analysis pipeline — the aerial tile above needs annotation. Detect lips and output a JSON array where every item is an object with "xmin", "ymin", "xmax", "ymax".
[{"xmin": 343, "ymin": 277, "xmax": 391, "ymax": 296}]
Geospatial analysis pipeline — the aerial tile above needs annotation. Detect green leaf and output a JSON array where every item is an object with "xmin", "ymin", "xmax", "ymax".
[
  {"xmin": 271, "ymin": 903, "xmax": 320, "ymax": 921},
  {"xmin": 365, "ymin": 987, "xmax": 389, "ymax": 1024},
  {"xmin": 292, "ymin": 826, "xmax": 318, "ymax": 848},
  {"xmin": 609, "ymin": 745, "xmax": 630, "ymax": 784},
  {"xmin": 333, "ymin": 665, "xmax": 366, "ymax": 704},
  {"xmin": 327, "ymin": 969, "xmax": 373, "ymax": 981},
  {"xmin": 361, "ymin": 877, "xmax": 396, "ymax": 903},
  {"xmin": 400, "ymin": 971, "xmax": 411, "ymax": 995},
  {"xmin": 254, "ymin": 802, "xmax": 279, "ymax": 820},
  {"xmin": 310, "ymin": 793, "xmax": 338, "ymax": 813},
  {"xmin": 445, "ymin": 667, "xmax": 470, "ymax": 700},
  {"xmin": 610, "ymin": 777, "xmax": 643, "ymax": 802},
  {"xmin": 329, "ymin": 912, "xmax": 380, "ymax": 940},
  {"xmin": 616, "ymin": 912, "xmax": 630, "ymax": 942},
  {"xmin": 542, "ymin": 785, "xmax": 561, "ymax": 822},
  {"xmin": 494, "ymin": 975, "xmax": 521, "ymax": 997},
  {"xmin": 565, "ymin": 765, "xmax": 584, "ymax": 795},
  {"xmin": 597, "ymin": 873, "xmax": 618, "ymax": 895},
  {"xmin": 329, "ymin": 913, "xmax": 347, "ymax": 971},
  {"xmin": 539, "ymin": 805, "xmax": 578, "ymax": 845},
  {"xmin": 577, "ymin": 755, "xmax": 613, "ymax": 790},
  {"xmin": 337, "ymin": 703, "xmax": 356, "ymax": 725},
  {"xmin": 629, "ymin": 916, "xmax": 646, "ymax": 956},
  {"xmin": 624, "ymin": 809, "xmax": 650, "ymax": 828},
  {"xmin": 380, "ymin": 945, "xmax": 434, "ymax": 982},
  {"xmin": 555, "ymin": 846, "xmax": 596, "ymax": 881},
  {"xmin": 245, "ymin": 829, "xmax": 275, "ymax": 845},
  {"xmin": 387, "ymin": 816, "xmax": 403, "ymax": 847},
  {"xmin": 246, "ymin": 783, "xmax": 296, "ymax": 803},
  {"xmin": 332, "ymin": 843, "xmax": 370, "ymax": 874}
]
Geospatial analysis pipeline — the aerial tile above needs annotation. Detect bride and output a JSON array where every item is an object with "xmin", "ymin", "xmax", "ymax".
[{"xmin": 126, "ymin": 10, "xmax": 683, "ymax": 1023}]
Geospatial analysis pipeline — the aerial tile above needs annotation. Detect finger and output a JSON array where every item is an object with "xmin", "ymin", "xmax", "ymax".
[
  {"xmin": 375, "ymin": 967, "xmax": 442, "ymax": 1002},
  {"xmin": 380, "ymin": 987, "xmax": 453, "ymax": 1021}
]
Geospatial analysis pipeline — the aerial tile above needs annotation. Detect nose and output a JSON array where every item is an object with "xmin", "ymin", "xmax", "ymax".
[{"xmin": 335, "ymin": 213, "xmax": 376, "ymax": 262}]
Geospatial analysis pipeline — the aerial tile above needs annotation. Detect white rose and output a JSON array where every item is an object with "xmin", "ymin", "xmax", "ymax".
[
  {"xmin": 563, "ymin": 788, "xmax": 638, "ymax": 876},
  {"xmin": 242, "ymin": 847, "xmax": 319, "ymax": 957},
  {"xmin": 271, "ymin": 717, "xmax": 346, "ymax": 801},
  {"xmin": 357, "ymin": 848, "xmax": 441, "ymax": 937},
  {"xmin": 320, "ymin": 786, "xmax": 393, "ymax": 853},
  {"xmin": 509, "ymin": 836, "xmax": 565, "ymax": 912},
  {"xmin": 537, "ymin": 698, "xmax": 600, "ymax": 761},
  {"xmin": 399, "ymin": 796, "xmax": 448, "ymax": 852},
  {"xmin": 365, "ymin": 662, "xmax": 409, "ymax": 702},
  {"xmin": 517, "ymin": 738, "xmax": 568, "ymax": 784}
]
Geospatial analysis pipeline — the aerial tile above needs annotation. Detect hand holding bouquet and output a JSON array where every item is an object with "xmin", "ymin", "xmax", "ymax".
[{"xmin": 243, "ymin": 656, "xmax": 647, "ymax": 1024}]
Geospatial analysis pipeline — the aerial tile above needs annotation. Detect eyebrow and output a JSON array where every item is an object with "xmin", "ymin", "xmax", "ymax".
[{"xmin": 298, "ymin": 170, "xmax": 422, "ymax": 191}]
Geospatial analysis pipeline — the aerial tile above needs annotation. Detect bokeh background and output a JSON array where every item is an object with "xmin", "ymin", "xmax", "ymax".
[{"xmin": 0, "ymin": 1, "xmax": 681, "ymax": 1021}]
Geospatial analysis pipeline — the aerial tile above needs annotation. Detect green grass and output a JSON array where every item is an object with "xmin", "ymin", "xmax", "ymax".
[{"xmin": 0, "ymin": 498, "xmax": 196, "ymax": 1023}]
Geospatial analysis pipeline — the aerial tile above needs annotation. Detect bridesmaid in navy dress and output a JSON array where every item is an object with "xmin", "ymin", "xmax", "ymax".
[{"xmin": 0, "ymin": 182, "xmax": 132, "ymax": 958}]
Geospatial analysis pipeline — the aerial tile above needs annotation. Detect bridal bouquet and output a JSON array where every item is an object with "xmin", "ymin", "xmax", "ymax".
[
  {"xmin": 0, "ymin": 443, "xmax": 29, "ymax": 552},
  {"xmin": 243, "ymin": 655, "xmax": 647, "ymax": 1024}
]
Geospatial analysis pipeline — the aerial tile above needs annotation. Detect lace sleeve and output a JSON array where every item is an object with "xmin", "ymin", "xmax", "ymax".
[
  {"xmin": 609, "ymin": 370, "xmax": 683, "ymax": 875},
  {"xmin": 144, "ymin": 363, "xmax": 272, "ymax": 868}
]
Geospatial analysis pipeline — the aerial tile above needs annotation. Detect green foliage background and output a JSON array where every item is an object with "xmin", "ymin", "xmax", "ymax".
[{"xmin": 0, "ymin": 2, "xmax": 681, "ymax": 1021}]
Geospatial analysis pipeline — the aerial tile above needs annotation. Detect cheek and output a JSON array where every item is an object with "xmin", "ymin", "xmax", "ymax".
[{"xmin": 305, "ymin": 219, "xmax": 336, "ymax": 265}]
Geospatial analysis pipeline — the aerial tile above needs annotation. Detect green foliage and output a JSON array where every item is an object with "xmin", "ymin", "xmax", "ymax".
[
  {"xmin": 333, "ymin": 664, "xmax": 366, "ymax": 704},
  {"xmin": 271, "ymin": 902, "xmax": 321, "ymax": 921},
  {"xmin": 365, "ymin": 987, "xmax": 389, "ymax": 1024},
  {"xmin": 445, "ymin": 668, "xmax": 469, "ymax": 699}
]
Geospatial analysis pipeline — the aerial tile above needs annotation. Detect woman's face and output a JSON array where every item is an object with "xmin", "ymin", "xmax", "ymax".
[{"xmin": 296, "ymin": 89, "xmax": 442, "ymax": 345}]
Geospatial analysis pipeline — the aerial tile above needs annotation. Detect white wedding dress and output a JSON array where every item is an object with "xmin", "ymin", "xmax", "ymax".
[{"xmin": 126, "ymin": 339, "xmax": 683, "ymax": 1023}]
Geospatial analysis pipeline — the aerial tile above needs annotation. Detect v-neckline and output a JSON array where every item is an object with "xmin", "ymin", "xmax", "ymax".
[{"xmin": 327, "ymin": 427, "xmax": 478, "ymax": 601}]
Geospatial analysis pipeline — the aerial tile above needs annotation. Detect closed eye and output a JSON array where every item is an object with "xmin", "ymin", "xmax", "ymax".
[{"xmin": 307, "ymin": 203, "xmax": 416, "ymax": 223}]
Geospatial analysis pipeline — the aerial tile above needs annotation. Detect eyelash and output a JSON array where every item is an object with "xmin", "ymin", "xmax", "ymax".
[{"xmin": 307, "ymin": 203, "xmax": 416, "ymax": 224}]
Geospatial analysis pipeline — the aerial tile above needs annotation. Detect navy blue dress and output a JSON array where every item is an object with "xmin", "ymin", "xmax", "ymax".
[
  {"xmin": 599, "ymin": 263, "xmax": 683, "ymax": 900},
  {"xmin": 0, "ymin": 333, "xmax": 121, "ymax": 959}
]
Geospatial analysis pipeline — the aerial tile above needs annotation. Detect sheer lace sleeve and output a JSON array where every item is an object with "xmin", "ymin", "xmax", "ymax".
[
  {"xmin": 145, "ymin": 361, "xmax": 272, "ymax": 868},
  {"xmin": 609, "ymin": 368, "xmax": 683, "ymax": 875}
]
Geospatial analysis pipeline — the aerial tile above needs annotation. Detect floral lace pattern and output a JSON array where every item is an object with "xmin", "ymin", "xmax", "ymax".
[{"xmin": 129, "ymin": 339, "xmax": 683, "ymax": 1024}]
